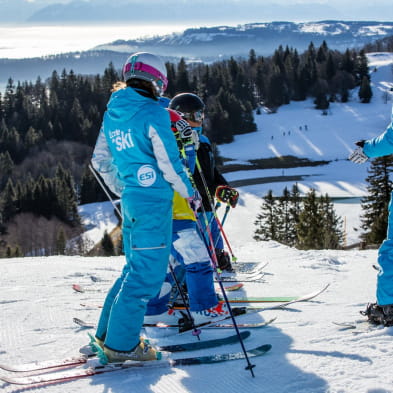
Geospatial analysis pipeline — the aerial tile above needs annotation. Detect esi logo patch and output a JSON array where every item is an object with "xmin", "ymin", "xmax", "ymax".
[{"xmin": 137, "ymin": 165, "xmax": 156, "ymax": 187}]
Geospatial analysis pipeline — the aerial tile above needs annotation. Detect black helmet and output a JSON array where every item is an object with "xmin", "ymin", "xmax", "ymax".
[{"xmin": 169, "ymin": 93, "xmax": 205, "ymax": 122}]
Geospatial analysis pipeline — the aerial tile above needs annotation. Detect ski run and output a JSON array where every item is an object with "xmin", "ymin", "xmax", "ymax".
[
  {"xmin": 2, "ymin": 53, "xmax": 393, "ymax": 392},
  {"xmin": 1, "ymin": 242, "xmax": 390, "ymax": 392}
]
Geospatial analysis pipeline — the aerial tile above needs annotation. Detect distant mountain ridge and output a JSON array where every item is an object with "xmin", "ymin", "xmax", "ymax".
[
  {"xmin": 1, "ymin": 20, "xmax": 393, "ymax": 85},
  {"xmin": 94, "ymin": 21, "xmax": 393, "ymax": 59}
]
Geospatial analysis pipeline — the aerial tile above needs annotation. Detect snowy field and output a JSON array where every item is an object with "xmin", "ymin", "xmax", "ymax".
[
  {"xmin": 1, "ymin": 54, "xmax": 393, "ymax": 392},
  {"xmin": 0, "ymin": 219, "xmax": 388, "ymax": 393}
]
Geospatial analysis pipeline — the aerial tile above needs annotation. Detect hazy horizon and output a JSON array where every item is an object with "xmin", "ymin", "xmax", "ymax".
[{"xmin": 1, "ymin": 0, "xmax": 393, "ymax": 24}]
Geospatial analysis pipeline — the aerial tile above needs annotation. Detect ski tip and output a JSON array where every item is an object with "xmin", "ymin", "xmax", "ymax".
[
  {"xmin": 251, "ymin": 344, "xmax": 272, "ymax": 354},
  {"xmin": 72, "ymin": 284, "xmax": 84, "ymax": 293},
  {"xmin": 0, "ymin": 375, "xmax": 28, "ymax": 385}
]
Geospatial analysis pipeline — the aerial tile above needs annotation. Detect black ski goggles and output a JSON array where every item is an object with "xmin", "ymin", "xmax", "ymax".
[{"xmin": 181, "ymin": 109, "xmax": 204, "ymax": 123}]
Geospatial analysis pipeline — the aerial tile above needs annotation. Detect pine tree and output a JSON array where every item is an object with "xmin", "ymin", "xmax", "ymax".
[
  {"xmin": 54, "ymin": 165, "xmax": 80, "ymax": 226},
  {"xmin": 248, "ymin": 49, "xmax": 257, "ymax": 68},
  {"xmin": 1, "ymin": 178, "xmax": 17, "ymax": 222},
  {"xmin": 296, "ymin": 189, "xmax": 322, "ymax": 249},
  {"xmin": 254, "ymin": 190, "xmax": 278, "ymax": 241},
  {"xmin": 101, "ymin": 230, "xmax": 115, "ymax": 256},
  {"xmin": 0, "ymin": 151, "xmax": 14, "ymax": 189},
  {"xmin": 358, "ymin": 75, "xmax": 373, "ymax": 103},
  {"xmin": 275, "ymin": 187, "xmax": 293, "ymax": 245},
  {"xmin": 56, "ymin": 228, "xmax": 67, "ymax": 255},
  {"xmin": 176, "ymin": 58, "xmax": 191, "ymax": 92},
  {"xmin": 361, "ymin": 156, "xmax": 393, "ymax": 244},
  {"xmin": 318, "ymin": 194, "xmax": 344, "ymax": 249},
  {"xmin": 355, "ymin": 49, "xmax": 369, "ymax": 85}
]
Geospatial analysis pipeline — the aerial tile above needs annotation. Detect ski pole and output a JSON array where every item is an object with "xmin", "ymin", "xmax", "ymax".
[
  {"xmin": 193, "ymin": 204, "xmax": 256, "ymax": 377},
  {"xmin": 168, "ymin": 263, "xmax": 201, "ymax": 339},
  {"xmin": 194, "ymin": 157, "xmax": 237, "ymax": 262},
  {"xmin": 169, "ymin": 137, "xmax": 255, "ymax": 375},
  {"xmin": 214, "ymin": 204, "xmax": 231, "ymax": 248},
  {"xmin": 174, "ymin": 143, "xmax": 254, "ymax": 374},
  {"xmin": 88, "ymin": 163, "xmax": 121, "ymax": 217}
]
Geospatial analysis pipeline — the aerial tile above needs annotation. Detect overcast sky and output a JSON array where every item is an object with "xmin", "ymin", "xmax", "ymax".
[{"xmin": 1, "ymin": 0, "xmax": 393, "ymax": 23}]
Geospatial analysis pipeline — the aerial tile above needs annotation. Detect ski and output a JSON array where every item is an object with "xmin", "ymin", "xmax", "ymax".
[
  {"xmin": 220, "ymin": 283, "xmax": 244, "ymax": 291},
  {"xmin": 0, "ymin": 331, "xmax": 251, "ymax": 373},
  {"xmin": 333, "ymin": 320, "xmax": 387, "ymax": 334},
  {"xmin": 74, "ymin": 316, "xmax": 276, "ymax": 331},
  {"xmin": 220, "ymin": 283, "xmax": 330, "ymax": 304},
  {"xmin": 206, "ymin": 316, "xmax": 276, "ymax": 329},
  {"xmin": 226, "ymin": 261, "xmax": 268, "ymax": 275},
  {"xmin": 72, "ymin": 284, "xmax": 102, "ymax": 293},
  {"xmin": 74, "ymin": 284, "xmax": 328, "ymax": 331},
  {"xmin": 216, "ymin": 273, "xmax": 265, "ymax": 283},
  {"xmin": 76, "ymin": 282, "xmax": 245, "ymax": 296},
  {"xmin": 74, "ymin": 307, "xmax": 250, "ymax": 330},
  {"xmin": 0, "ymin": 344, "xmax": 272, "ymax": 386}
]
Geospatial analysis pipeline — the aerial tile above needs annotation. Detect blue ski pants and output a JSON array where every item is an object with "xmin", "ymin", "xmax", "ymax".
[
  {"xmin": 377, "ymin": 191, "xmax": 393, "ymax": 305},
  {"xmin": 95, "ymin": 188, "xmax": 173, "ymax": 352},
  {"xmin": 146, "ymin": 220, "xmax": 218, "ymax": 314}
]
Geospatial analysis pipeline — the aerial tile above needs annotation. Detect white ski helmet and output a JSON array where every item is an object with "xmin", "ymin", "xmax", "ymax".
[{"xmin": 122, "ymin": 52, "xmax": 168, "ymax": 96}]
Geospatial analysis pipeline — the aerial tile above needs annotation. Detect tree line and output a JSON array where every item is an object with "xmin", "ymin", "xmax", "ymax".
[
  {"xmin": 254, "ymin": 185, "xmax": 344, "ymax": 250},
  {"xmin": 0, "ymin": 39, "xmax": 377, "ymax": 256}
]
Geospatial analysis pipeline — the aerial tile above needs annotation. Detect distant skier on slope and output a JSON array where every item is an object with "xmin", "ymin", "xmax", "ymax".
[
  {"xmin": 91, "ymin": 52, "xmax": 198, "ymax": 363},
  {"xmin": 349, "ymin": 103, "xmax": 393, "ymax": 326},
  {"xmin": 169, "ymin": 93, "xmax": 240, "ymax": 272}
]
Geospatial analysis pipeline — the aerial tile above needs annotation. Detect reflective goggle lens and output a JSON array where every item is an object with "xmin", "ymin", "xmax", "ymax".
[{"xmin": 183, "ymin": 110, "xmax": 204, "ymax": 122}]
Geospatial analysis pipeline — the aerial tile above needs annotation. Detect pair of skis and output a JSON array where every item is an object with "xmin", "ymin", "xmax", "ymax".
[
  {"xmin": 74, "ymin": 284, "xmax": 330, "ymax": 331},
  {"xmin": 0, "ymin": 332, "xmax": 272, "ymax": 386}
]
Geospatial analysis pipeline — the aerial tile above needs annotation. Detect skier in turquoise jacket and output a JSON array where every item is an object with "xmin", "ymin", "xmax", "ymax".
[
  {"xmin": 91, "ymin": 52, "xmax": 197, "ymax": 363},
  {"xmin": 349, "ymin": 104, "xmax": 393, "ymax": 325}
]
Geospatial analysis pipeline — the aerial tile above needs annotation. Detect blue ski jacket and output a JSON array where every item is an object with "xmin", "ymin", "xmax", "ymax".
[
  {"xmin": 92, "ymin": 87, "xmax": 194, "ymax": 199},
  {"xmin": 363, "ymin": 105, "xmax": 393, "ymax": 158}
]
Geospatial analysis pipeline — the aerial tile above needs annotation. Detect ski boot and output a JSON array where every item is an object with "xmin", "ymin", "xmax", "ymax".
[
  {"xmin": 360, "ymin": 303, "xmax": 393, "ymax": 326},
  {"xmin": 215, "ymin": 249, "xmax": 233, "ymax": 272}
]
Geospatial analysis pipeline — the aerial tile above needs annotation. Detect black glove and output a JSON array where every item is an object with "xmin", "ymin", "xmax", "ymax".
[
  {"xmin": 215, "ymin": 185, "xmax": 239, "ymax": 208},
  {"xmin": 355, "ymin": 140, "xmax": 366, "ymax": 148}
]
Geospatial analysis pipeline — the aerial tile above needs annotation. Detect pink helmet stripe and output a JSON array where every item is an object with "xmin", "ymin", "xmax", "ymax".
[{"xmin": 123, "ymin": 61, "xmax": 168, "ymax": 90}]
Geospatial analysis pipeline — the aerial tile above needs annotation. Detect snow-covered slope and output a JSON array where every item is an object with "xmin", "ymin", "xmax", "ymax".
[
  {"xmin": 219, "ymin": 52, "xmax": 393, "ymax": 199},
  {"xmin": 1, "ymin": 53, "xmax": 393, "ymax": 393},
  {"xmin": 0, "ymin": 219, "xmax": 390, "ymax": 393}
]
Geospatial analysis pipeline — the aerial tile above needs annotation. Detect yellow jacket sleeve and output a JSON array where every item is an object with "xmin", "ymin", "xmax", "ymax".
[{"xmin": 172, "ymin": 191, "xmax": 196, "ymax": 221}]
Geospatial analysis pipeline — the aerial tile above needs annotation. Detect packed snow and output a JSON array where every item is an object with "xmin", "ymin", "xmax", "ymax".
[{"xmin": 1, "ymin": 53, "xmax": 393, "ymax": 393}]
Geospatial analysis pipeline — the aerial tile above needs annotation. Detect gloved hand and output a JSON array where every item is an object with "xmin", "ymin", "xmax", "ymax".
[
  {"xmin": 215, "ymin": 185, "xmax": 239, "ymax": 208},
  {"xmin": 187, "ymin": 189, "xmax": 202, "ymax": 212},
  {"xmin": 348, "ymin": 146, "xmax": 368, "ymax": 164},
  {"xmin": 175, "ymin": 119, "xmax": 200, "ymax": 149},
  {"xmin": 355, "ymin": 140, "xmax": 366, "ymax": 148}
]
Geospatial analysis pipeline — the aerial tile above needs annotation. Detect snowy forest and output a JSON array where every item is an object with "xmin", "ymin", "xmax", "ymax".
[{"xmin": 0, "ymin": 36, "xmax": 392, "ymax": 258}]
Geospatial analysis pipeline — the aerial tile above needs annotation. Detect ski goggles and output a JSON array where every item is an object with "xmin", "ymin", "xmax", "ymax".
[{"xmin": 181, "ymin": 109, "xmax": 204, "ymax": 123}]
